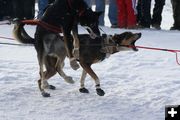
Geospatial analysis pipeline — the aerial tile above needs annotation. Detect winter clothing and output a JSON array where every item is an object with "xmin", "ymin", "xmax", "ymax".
[
  {"xmin": 108, "ymin": 0, "xmax": 118, "ymax": 26},
  {"xmin": 38, "ymin": 0, "xmax": 48, "ymax": 19},
  {"xmin": 48, "ymin": 0, "xmax": 55, "ymax": 4},
  {"xmin": 137, "ymin": 0, "xmax": 165, "ymax": 29},
  {"xmin": 171, "ymin": 0, "xmax": 180, "ymax": 30},
  {"xmin": 84, "ymin": 0, "xmax": 117, "ymax": 26},
  {"xmin": 117, "ymin": 0, "xmax": 137, "ymax": 28},
  {"xmin": 84, "ymin": 0, "xmax": 92, "ymax": 7},
  {"xmin": 95, "ymin": 0, "xmax": 106, "ymax": 26},
  {"xmin": 137, "ymin": 0, "xmax": 151, "ymax": 28},
  {"xmin": 84, "ymin": 0, "xmax": 105, "ymax": 26},
  {"xmin": 0, "ymin": 0, "xmax": 13, "ymax": 20},
  {"xmin": 151, "ymin": 0, "xmax": 165, "ymax": 28},
  {"xmin": 12, "ymin": 0, "xmax": 35, "ymax": 19}
]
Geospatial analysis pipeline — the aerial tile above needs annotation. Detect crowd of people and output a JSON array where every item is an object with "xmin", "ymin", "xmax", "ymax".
[
  {"xmin": 0, "ymin": 0, "xmax": 180, "ymax": 30},
  {"xmin": 0, "ymin": 0, "xmax": 35, "ymax": 20}
]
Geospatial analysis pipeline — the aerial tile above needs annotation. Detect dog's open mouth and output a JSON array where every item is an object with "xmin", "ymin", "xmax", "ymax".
[
  {"xmin": 130, "ymin": 33, "xmax": 141, "ymax": 51},
  {"xmin": 131, "ymin": 40, "xmax": 138, "ymax": 51}
]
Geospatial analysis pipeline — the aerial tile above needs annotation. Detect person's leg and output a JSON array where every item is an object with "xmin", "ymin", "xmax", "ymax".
[
  {"xmin": 0, "ymin": 0, "xmax": 11, "ymax": 20},
  {"xmin": 48, "ymin": 0, "xmax": 55, "ymax": 4},
  {"xmin": 136, "ymin": 0, "xmax": 142, "ymax": 25},
  {"xmin": 84, "ymin": 0, "xmax": 92, "ymax": 7},
  {"xmin": 23, "ymin": 0, "xmax": 35, "ymax": 19},
  {"xmin": 117, "ymin": 0, "xmax": 127, "ymax": 28},
  {"xmin": 171, "ymin": 0, "xmax": 177, "ymax": 29},
  {"xmin": 0, "ymin": 0, "xmax": 3, "ymax": 20},
  {"xmin": 31, "ymin": 0, "xmax": 36, "ymax": 19},
  {"xmin": 108, "ymin": 0, "xmax": 118, "ymax": 27},
  {"xmin": 12, "ymin": 0, "xmax": 23, "ymax": 19},
  {"xmin": 38, "ymin": 0, "xmax": 48, "ymax": 19},
  {"xmin": 175, "ymin": 0, "xmax": 180, "ymax": 29},
  {"xmin": 138, "ymin": 0, "xmax": 151, "ymax": 28},
  {"xmin": 7, "ymin": 0, "xmax": 14, "ymax": 19},
  {"xmin": 126, "ymin": 0, "xmax": 137, "ymax": 28},
  {"xmin": 151, "ymin": 0, "xmax": 165, "ymax": 29},
  {"xmin": 95, "ymin": 0, "xmax": 105, "ymax": 26}
]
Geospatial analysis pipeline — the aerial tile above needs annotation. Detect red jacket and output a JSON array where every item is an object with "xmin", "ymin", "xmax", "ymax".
[{"xmin": 117, "ymin": 0, "xmax": 137, "ymax": 28}]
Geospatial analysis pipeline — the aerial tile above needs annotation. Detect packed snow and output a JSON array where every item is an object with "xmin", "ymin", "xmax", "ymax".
[{"xmin": 0, "ymin": 1, "xmax": 180, "ymax": 120}]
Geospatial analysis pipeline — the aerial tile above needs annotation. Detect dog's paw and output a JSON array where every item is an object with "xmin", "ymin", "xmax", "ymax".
[
  {"xmin": 64, "ymin": 76, "xmax": 74, "ymax": 84},
  {"xmin": 70, "ymin": 58, "xmax": 80, "ymax": 70},
  {"xmin": 73, "ymin": 48, "xmax": 79, "ymax": 59},
  {"xmin": 48, "ymin": 85, "xmax": 56, "ymax": 90},
  {"xmin": 79, "ymin": 88, "xmax": 89, "ymax": 93},
  {"xmin": 96, "ymin": 88, "xmax": 105, "ymax": 96},
  {"xmin": 41, "ymin": 92, "xmax": 50, "ymax": 97}
]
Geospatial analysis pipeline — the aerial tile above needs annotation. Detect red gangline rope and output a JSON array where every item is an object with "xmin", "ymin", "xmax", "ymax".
[
  {"xmin": 125, "ymin": 45, "xmax": 180, "ymax": 66},
  {"xmin": 21, "ymin": 19, "xmax": 62, "ymax": 33}
]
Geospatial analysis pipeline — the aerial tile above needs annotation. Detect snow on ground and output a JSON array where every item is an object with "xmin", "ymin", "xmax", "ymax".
[{"xmin": 0, "ymin": 0, "xmax": 180, "ymax": 120}]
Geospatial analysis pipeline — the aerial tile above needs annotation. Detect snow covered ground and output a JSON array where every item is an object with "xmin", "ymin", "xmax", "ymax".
[{"xmin": 0, "ymin": 0, "xmax": 180, "ymax": 120}]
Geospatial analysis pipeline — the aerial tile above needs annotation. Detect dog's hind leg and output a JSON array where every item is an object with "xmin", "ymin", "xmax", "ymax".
[
  {"xmin": 38, "ymin": 62, "xmax": 51, "ymax": 97},
  {"xmin": 79, "ymin": 70, "xmax": 89, "ymax": 93},
  {"xmin": 80, "ymin": 62, "xmax": 105, "ymax": 96},
  {"xmin": 38, "ymin": 69, "xmax": 57, "ymax": 97},
  {"xmin": 38, "ymin": 56, "xmax": 57, "ymax": 97},
  {"xmin": 43, "ymin": 57, "xmax": 58, "ymax": 90},
  {"xmin": 56, "ymin": 61, "xmax": 74, "ymax": 84}
]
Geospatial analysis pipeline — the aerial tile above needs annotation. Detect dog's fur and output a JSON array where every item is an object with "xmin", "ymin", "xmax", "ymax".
[
  {"xmin": 24, "ymin": 0, "xmax": 101, "ymax": 71},
  {"xmin": 13, "ymin": 22, "xmax": 141, "ymax": 97}
]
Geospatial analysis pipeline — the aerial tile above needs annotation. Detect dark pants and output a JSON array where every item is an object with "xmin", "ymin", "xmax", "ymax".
[
  {"xmin": 12, "ymin": 0, "xmax": 35, "ymax": 19},
  {"xmin": 171, "ymin": 0, "xmax": 180, "ymax": 29},
  {"xmin": 0, "ymin": 0, "xmax": 13, "ymax": 20},
  {"xmin": 48, "ymin": 0, "xmax": 55, "ymax": 4},
  {"xmin": 151, "ymin": 0, "xmax": 165, "ymax": 25},
  {"xmin": 137, "ymin": 0, "xmax": 151, "ymax": 28},
  {"xmin": 137, "ymin": 0, "xmax": 165, "ymax": 27}
]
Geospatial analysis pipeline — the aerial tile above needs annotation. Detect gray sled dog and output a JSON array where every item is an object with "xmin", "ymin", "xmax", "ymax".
[{"xmin": 13, "ymin": 22, "xmax": 141, "ymax": 97}]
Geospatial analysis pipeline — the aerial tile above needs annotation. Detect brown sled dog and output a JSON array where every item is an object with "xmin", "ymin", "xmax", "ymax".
[{"xmin": 13, "ymin": 23, "xmax": 141, "ymax": 97}]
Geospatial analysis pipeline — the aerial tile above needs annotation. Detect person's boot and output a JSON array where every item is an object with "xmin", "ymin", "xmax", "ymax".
[{"xmin": 152, "ymin": 24, "xmax": 161, "ymax": 30}]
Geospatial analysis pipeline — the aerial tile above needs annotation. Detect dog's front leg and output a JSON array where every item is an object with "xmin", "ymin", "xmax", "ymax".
[
  {"xmin": 62, "ymin": 30, "xmax": 79, "ymax": 70},
  {"xmin": 72, "ymin": 25, "xmax": 80, "ymax": 59},
  {"xmin": 80, "ymin": 61, "xmax": 105, "ymax": 96},
  {"xmin": 79, "ymin": 70, "xmax": 89, "ymax": 93},
  {"xmin": 56, "ymin": 60, "xmax": 74, "ymax": 84}
]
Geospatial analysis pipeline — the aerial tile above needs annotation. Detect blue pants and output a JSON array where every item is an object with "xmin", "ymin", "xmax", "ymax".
[
  {"xmin": 38, "ymin": 0, "xmax": 48, "ymax": 19},
  {"xmin": 84, "ymin": 0, "xmax": 92, "ymax": 7},
  {"xmin": 95, "ymin": 0, "xmax": 105, "ymax": 26},
  {"xmin": 84, "ymin": 0, "xmax": 105, "ymax": 25},
  {"xmin": 84, "ymin": 0, "xmax": 117, "ymax": 26},
  {"xmin": 108, "ymin": 0, "xmax": 118, "ymax": 25}
]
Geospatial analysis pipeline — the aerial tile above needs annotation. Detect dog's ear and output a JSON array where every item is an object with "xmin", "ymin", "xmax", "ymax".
[
  {"xmin": 112, "ymin": 34, "xmax": 119, "ymax": 40},
  {"xmin": 95, "ymin": 11, "xmax": 104, "ymax": 17}
]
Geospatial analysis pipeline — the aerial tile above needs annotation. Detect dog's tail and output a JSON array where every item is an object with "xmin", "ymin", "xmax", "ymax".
[{"xmin": 13, "ymin": 20, "xmax": 35, "ymax": 44}]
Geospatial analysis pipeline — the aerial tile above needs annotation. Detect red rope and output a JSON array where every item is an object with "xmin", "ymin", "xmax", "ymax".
[
  {"xmin": 21, "ymin": 19, "xmax": 62, "ymax": 33},
  {"xmin": 175, "ymin": 52, "xmax": 180, "ymax": 65},
  {"xmin": 135, "ymin": 45, "xmax": 180, "ymax": 53},
  {"xmin": 125, "ymin": 45, "xmax": 180, "ymax": 66}
]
